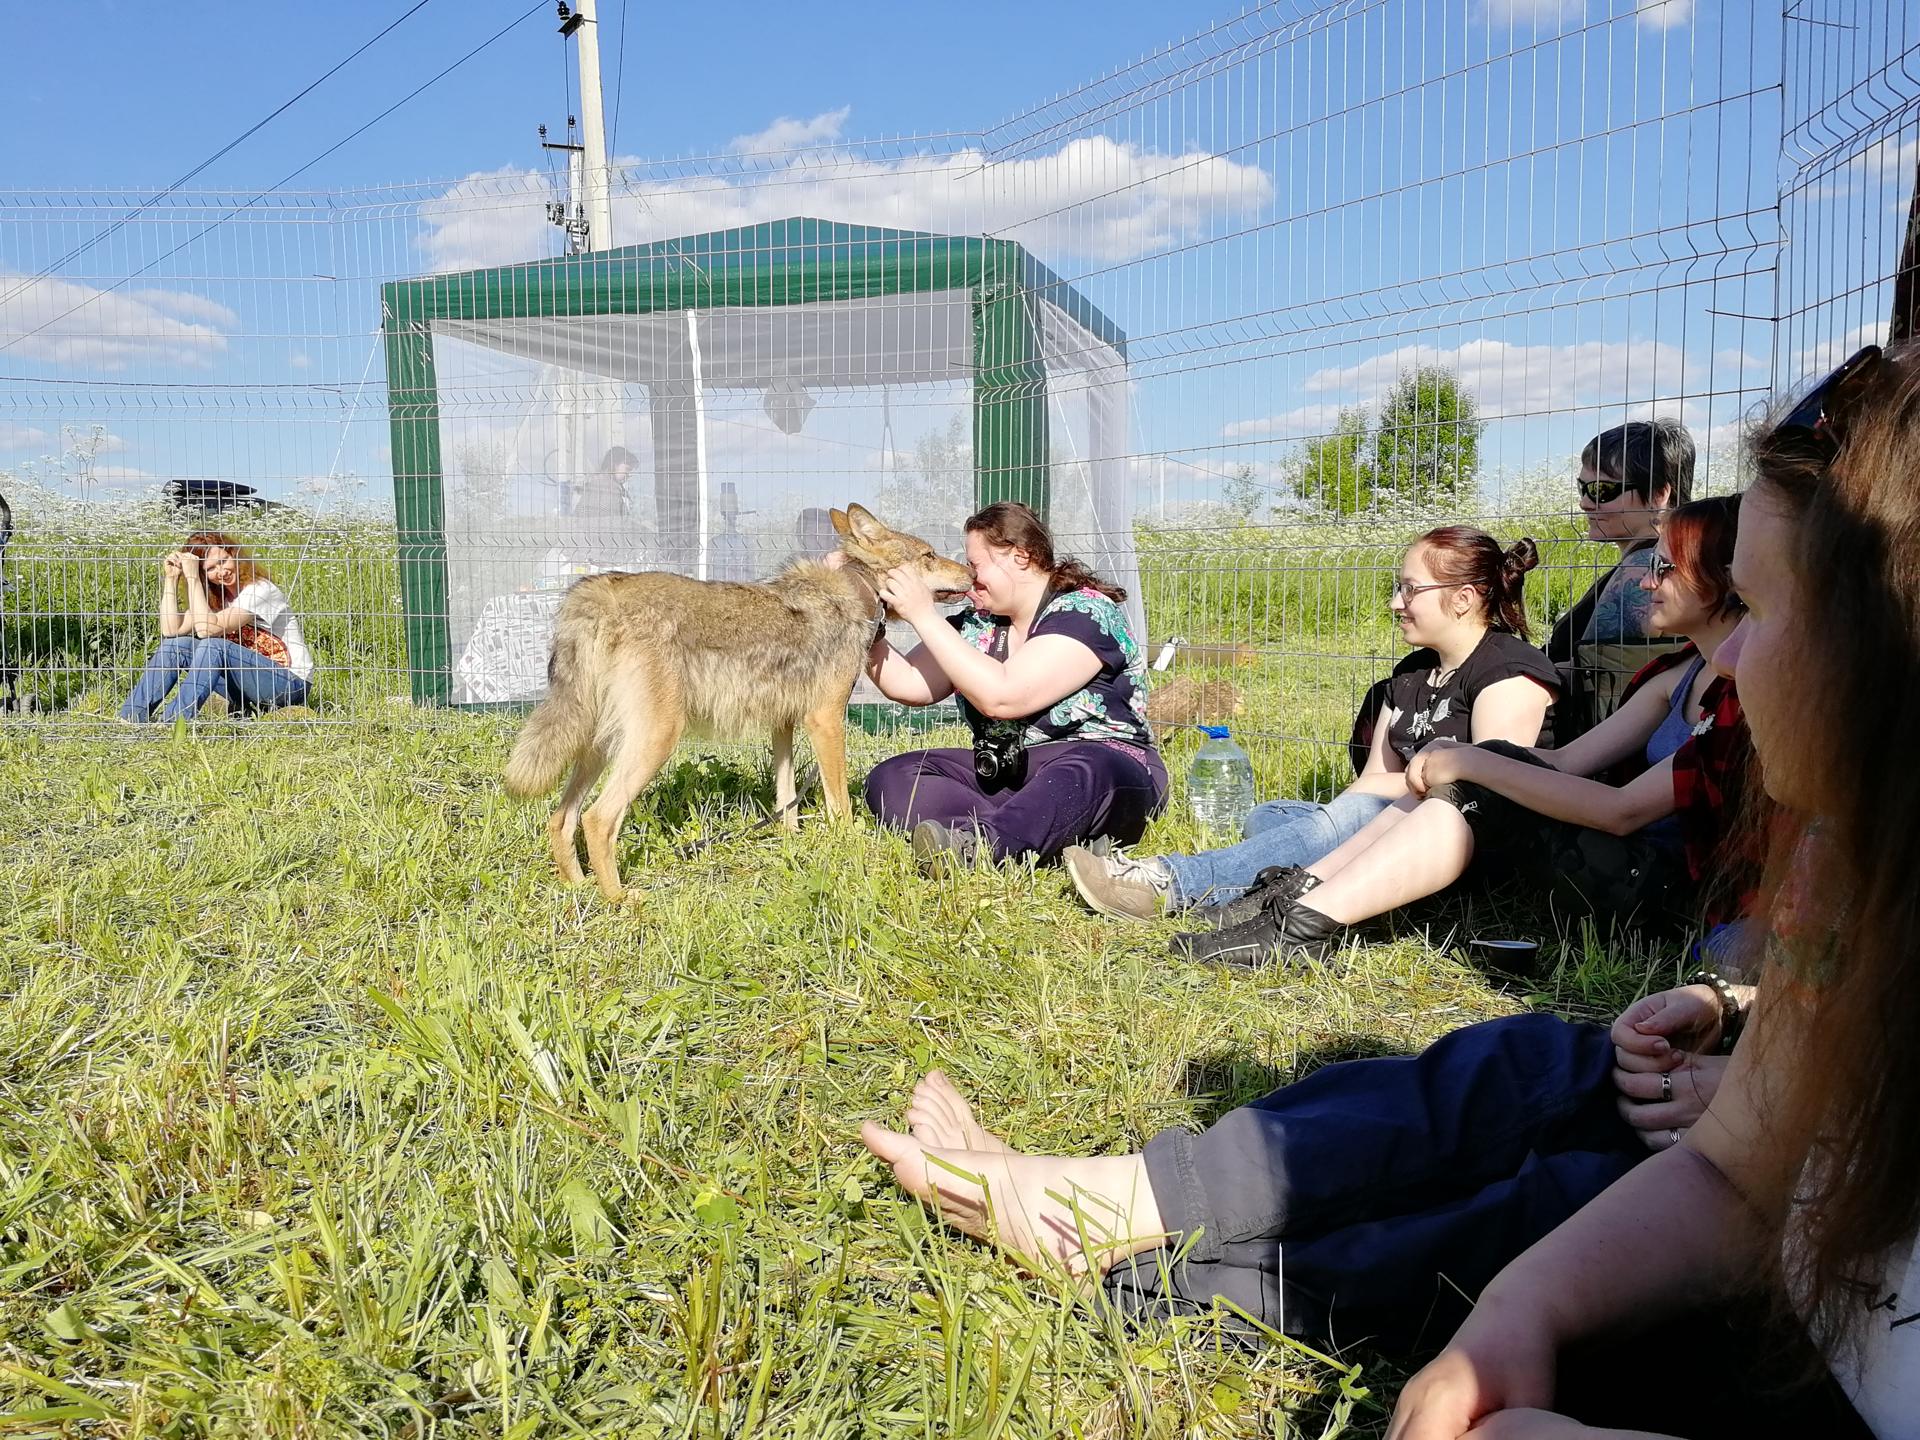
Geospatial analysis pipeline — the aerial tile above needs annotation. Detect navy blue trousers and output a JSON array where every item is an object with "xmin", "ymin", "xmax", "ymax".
[{"xmin": 1108, "ymin": 1011, "xmax": 1639, "ymax": 1353}]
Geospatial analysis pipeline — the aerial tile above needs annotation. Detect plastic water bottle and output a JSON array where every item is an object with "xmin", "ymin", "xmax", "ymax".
[{"xmin": 1187, "ymin": 725, "xmax": 1256, "ymax": 842}]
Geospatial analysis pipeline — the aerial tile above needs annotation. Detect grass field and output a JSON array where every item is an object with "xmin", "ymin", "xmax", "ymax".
[{"xmin": 0, "ymin": 710, "xmax": 1682, "ymax": 1438}]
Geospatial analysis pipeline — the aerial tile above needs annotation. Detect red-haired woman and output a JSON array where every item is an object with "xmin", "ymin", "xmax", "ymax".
[
  {"xmin": 1201, "ymin": 495, "xmax": 1749, "ymax": 966},
  {"xmin": 119, "ymin": 531, "xmax": 315, "ymax": 722},
  {"xmin": 861, "ymin": 501, "xmax": 1165, "ymax": 866},
  {"xmin": 1065, "ymin": 524, "xmax": 1561, "ymax": 921}
]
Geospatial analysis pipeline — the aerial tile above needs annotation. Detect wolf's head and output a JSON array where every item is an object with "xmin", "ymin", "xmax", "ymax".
[{"xmin": 831, "ymin": 504, "xmax": 974, "ymax": 600}]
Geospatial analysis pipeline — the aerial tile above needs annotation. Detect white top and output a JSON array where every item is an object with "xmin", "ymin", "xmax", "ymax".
[
  {"xmin": 232, "ymin": 579, "xmax": 315, "ymax": 682},
  {"xmin": 1830, "ymin": 1230, "xmax": 1920, "ymax": 1438}
]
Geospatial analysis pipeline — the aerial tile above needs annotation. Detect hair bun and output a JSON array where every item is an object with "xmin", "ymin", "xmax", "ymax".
[{"xmin": 1502, "ymin": 537, "xmax": 1541, "ymax": 576}]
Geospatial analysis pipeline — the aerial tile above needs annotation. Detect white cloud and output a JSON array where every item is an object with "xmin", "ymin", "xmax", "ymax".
[
  {"xmin": 1712, "ymin": 346, "xmax": 1765, "ymax": 374},
  {"xmin": 0, "ymin": 273, "xmax": 232, "ymax": 370},
  {"xmin": 1801, "ymin": 134, "xmax": 1919, "ymax": 201},
  {"xmin": 1633, "ymin": 0, "xmax": 1693, "ymax": 30},
  {"xmin": 1221, "ymin": 403, "xmax": 1354, "ymax": 439},
  {"xmin": 1301, "ymin": 337, "xmax": 1692, "ymax": 420},
  {"xmin": 1483, "ymin": 0, "xmax": 1691, "ymax": 31},
  {"xmin": 730, "ymin": 107, "xmax": 852, "ymax": 156},
  {"xmin": 0, "ymin": 422, "xmax": 50, "ymax": 451},
  {"xmin": 418, "ymin": 132, "xmax": 1273, "ymax": 272},
  {"xmin": 1791, "ymin": 320, "xmax": 1886, "ymax": 382}
]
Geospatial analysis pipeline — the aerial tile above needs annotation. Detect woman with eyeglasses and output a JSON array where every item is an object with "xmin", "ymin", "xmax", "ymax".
[
  {"xmin": 1065, "ymin": 526, "xmax": 1560, "ymax": 921},
  {"xmin": 1192, "ymin": 496, "xmax": 1748, "ymax": 968},
  {"xmin": 1387, "ymin": 346, "xmax": 1907, "ymax": 1440}
]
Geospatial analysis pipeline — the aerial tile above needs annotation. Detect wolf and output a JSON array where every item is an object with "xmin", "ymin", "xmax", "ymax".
[{"xmin": 505, "ymin": 503, "xmax": 974, "ymax": 901}]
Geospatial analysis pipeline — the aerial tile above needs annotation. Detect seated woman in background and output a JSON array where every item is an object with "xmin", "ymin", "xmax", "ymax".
[
  {"xmin": 119, "ymin": 531, "xmax": 315, "ymax": 723},
  {"xmin": 1064, "ymin": 526, "xmax": 1560, "ymax": 921},
  {"xmin": 861, "ymin": 501, "xmax": 1166, "ymax": 868},
  {"xmin": 1196, "ymin": 496, "xmax": 1748, "ymax": 967}
]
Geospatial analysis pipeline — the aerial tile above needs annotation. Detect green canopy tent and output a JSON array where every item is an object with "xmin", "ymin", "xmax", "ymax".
[{"xmin": 380, "ymin": 217, "xmax": 1135, "ymax": 707}]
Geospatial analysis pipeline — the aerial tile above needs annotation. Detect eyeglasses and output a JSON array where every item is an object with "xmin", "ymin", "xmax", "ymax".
[
  {"xmin": 1777, "ymin": 344, "xmax": 1883, "ymax": 451},
  {"xmin": 1648, "ymin": 552, "xmax": 1677, "ymax": 585},
  {"xmin": 1577, "ymin": 475, "xmax": 1634, "ymax": 505},
  {"xmin": 1389, "ymin": 578, "xmax": 1460, "ymax": 602}
]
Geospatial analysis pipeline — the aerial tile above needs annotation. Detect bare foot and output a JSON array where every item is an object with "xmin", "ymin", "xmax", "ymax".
[
  {"xmin": 905, "ymin": 1070, "xmax": 1011, "ymax": 1153},
  {"xmin": 859, "ymin": 1121, "xmax": 1165, "ymax": 1276}
]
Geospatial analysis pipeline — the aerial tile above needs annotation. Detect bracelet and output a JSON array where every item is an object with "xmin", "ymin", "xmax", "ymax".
[{"xmin": 1688, "ymin": 969, "xmax": 1744, "ymax": 1053}]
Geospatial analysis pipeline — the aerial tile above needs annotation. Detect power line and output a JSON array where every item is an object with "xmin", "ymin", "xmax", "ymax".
[
  {"xmin": 0, "ymin": 0, "xmax": 438, "ymax": 314},
  {"xmin": 1, "ymin": 0, "xmax": 548, "ymax": 361},
  {"xmin": 609, "ymin": 0, "xmax": 629, "ymax": 157}
]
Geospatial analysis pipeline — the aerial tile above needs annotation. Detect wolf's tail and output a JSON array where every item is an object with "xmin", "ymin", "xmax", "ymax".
[{"xmin": 504, "ymin": 606, "xmax": 596, "ymax": 796}]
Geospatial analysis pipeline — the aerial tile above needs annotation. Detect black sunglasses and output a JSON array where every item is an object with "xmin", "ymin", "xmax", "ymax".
[
  {"xmin": 1577, "ymin": 475, "xmax": 1634, "ymax": 505},
  {"xmin": 1648, "ymin": 551, "xmax": 1677, "ymax": 585},
  {"xmin": 1777, "ymin": 344, "xmax": 1884, "ymax": 448}
]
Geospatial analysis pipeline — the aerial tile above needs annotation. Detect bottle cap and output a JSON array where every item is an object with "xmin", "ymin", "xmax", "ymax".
[{"xmin": 1199, "ymin": 725, "xmax": 1231, "ymax": 739}]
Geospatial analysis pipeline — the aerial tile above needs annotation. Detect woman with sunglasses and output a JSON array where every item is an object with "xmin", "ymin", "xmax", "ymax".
[
  {"xmin": 1193, "ymin": 496, "xmax": 1747, "ymax": 967},
  {"xmin": 1550, "ymin": 418, "xmax": 1695, "ymax": 738},
  {"xmin": 1388, "ymin": 345, "xmax": 1905, "ymax": 1440},
  {"xmin": 1065, "ymin": 526, "xmax": 1559, "ymax": 920}
]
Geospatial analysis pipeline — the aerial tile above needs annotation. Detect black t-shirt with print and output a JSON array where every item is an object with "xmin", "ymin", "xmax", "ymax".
[{"xmin": 1384, "ymin": 628, "xmax": 1561, "ymax": 765}]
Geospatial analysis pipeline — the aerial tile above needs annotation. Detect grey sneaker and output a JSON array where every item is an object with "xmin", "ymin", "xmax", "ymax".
[
  {"xmin": 1064, "ymin": 845, "xmax": 1173, "ymax": 921},
  {"xmin": 1190, "ymin": 865, "xmax": 1323, "ymax": 931},
  {"xmin": 912, "ymin": 819, "xmax": 984, "ymax": 872}
]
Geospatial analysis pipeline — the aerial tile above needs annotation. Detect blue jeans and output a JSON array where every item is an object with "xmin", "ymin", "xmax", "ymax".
[
  {"xmin": 120, "ymin": 635, "xmax": 312, "ymax": 722},
  {"xmin": 1106, "ymin": 1012, "xmax": 1640, "ymax": 1352},
  {"xmin": 1159, "ymin": 789, "xmax": 1394, "ymax": 909}
]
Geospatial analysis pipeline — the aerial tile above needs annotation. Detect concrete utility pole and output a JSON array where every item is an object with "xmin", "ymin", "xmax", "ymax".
[{"xmin": 558, "ymin": 0, "xmax": 615, "ymax": 252}]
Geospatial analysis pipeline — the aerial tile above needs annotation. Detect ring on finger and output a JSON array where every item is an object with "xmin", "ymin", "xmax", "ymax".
[
  {"xmin": 1661, "ymin": 1073, "xmax": 1673, "ymax": 1104},
  {"xmin": 1668, "ymin": 1128, "xmax": 1681, "ymax": 1146}
]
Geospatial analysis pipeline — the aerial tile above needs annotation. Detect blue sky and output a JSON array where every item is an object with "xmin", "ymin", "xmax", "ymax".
[
  {"xmin": 0, "ymin": 0, "xmax": 1912, "ymax": 517},
  {"xmin": 1, "ymin": 1, "xmax": 1205, "ymax": 191}
]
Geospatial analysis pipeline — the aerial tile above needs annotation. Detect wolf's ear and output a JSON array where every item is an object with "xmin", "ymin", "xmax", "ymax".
[
  {"xmin": 842, "ymin": 503, "xmax": 888, "ymax": 542},
  {"xmin": 829, "ymin": 508, "xmax": 853, "ymax": 538}
]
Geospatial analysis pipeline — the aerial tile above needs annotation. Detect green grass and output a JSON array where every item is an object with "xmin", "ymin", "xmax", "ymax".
[{"xmin": 0, "ymin": 715, "xmax": 1684, "ymax": 1438}]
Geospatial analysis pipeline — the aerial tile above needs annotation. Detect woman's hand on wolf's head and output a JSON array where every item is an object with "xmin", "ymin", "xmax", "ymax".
[{"xmin": 878, "ymin": 565, "xmax": 939, "ymax": 625}]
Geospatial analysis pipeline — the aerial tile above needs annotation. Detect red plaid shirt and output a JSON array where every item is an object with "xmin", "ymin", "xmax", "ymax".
[{"xmin": 1620, "ymin": 645, "xmax": 1754, "ymax": 923}]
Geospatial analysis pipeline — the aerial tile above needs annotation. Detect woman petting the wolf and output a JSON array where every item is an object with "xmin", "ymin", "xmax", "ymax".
[
  {"xmin": 1190, "ymin": 495, "xmax": 1746, "ymax": 968},
  {"xmin": 119, "ymin": 531, "xmax": 315, "ymax": 723},
  {"xmin": 859, "ymin": 501, "xmax": 1165, "ymax": 867},
  {"xmin": 1065, "ymin": 525, "xmax": 1559, "ymax": 919}
]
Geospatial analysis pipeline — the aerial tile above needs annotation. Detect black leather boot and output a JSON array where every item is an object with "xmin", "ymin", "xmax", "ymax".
[
  {"xmin": 1187, "ymin": 865, "xmax": 1323, "ymax": 931},
  {"xmin": 1171, "ymin": 900, "xmax": 1346, "ymax": 968}
]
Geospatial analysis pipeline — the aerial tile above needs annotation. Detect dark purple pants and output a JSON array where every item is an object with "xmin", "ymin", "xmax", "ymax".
[{"xmin": 863, "ymin": 742, "xmax": 1168, "ymax": 862}]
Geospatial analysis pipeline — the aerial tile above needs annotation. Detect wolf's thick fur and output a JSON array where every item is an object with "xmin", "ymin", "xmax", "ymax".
[{"xmin": 506, "ymin": 503, "xmax": 973, "ymax": 900}]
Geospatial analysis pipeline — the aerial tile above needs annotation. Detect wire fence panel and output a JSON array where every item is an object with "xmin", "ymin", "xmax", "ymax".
[{"xmin": 2, "ymin": 1, "xmax": 1916, "ymax": 793}]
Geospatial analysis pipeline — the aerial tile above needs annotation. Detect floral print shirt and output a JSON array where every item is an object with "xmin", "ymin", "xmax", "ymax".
[{"xmin": 947, "ymin": 587, "xmax": 1154, "ymax": 749}]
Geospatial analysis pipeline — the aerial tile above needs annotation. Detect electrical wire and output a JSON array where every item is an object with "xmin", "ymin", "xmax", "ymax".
[
  {"xmin": 0, "ymin": 0, "xmax": 438, "ymax": 313},
  {"xmin": 1, "ymin": 0, "xmax": 548, "ymax": 360},
  {"xmin": 609, "ymin": 0, "xmax": 629, "ymax": 157}
]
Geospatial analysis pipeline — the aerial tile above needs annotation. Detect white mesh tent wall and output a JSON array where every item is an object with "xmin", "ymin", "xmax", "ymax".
[{"xmin": 380, "ymin": 217, "xmax": 1134, "ymax": 707}]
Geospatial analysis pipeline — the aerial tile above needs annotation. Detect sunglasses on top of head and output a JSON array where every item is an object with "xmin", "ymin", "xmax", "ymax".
[{"xmin": 1776, "ymin": 344, "xmax": 1884, "ymax": 452}]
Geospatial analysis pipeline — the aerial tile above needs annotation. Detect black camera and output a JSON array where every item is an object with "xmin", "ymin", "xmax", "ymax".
[{"xmin": 972, "ymin": 718, "xmax": 1029, "ymax": 789}]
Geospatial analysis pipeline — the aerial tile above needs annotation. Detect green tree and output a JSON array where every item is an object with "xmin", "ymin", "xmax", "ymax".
[
  {"xmin": 1221, "ymin": 461, "xmax": 1266, "ymax": 519},
  {"xmin": 1369, "ymin": 366, "xmax": 1483, "ymax": 507},
  {"xmin": 1290, "ymin": 407, "xmax": 1374, "ymax": 515}
]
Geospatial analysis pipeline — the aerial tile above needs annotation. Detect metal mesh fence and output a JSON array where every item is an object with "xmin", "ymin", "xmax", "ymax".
[{"xmin": 2, "ymin": 0, "xmax": 1916, "ymax": 791}]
